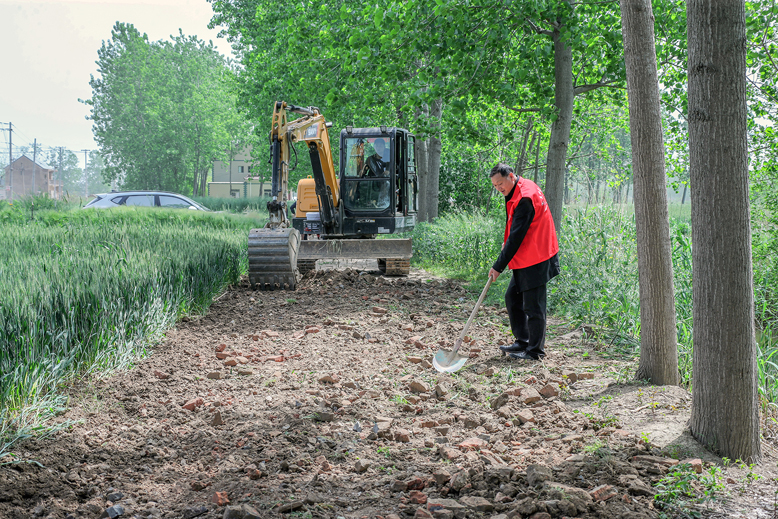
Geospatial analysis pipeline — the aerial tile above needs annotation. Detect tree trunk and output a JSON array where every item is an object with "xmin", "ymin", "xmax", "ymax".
[
  {"xmin": 621, "ymin": 0, "xmax": 679, "ymax": 386},
  {"xmin": 515, "ymin": 118, "xmax": 534, "ymax": 173},
  {"xmin": 681, "ymin": 183, "xmax": 687, "ymax": 204},
  {"xmin": 688, "ymin": 0, "xmax": 760, "ymax": 462},
  {"xmin": 544, "ymin": 27, "xmax": 573, "ymax": 236},
  {"xmin": 533, "ymin": 130, "xmax": 541, "ymax": 185},
  {"xmin": 416, "ymin": 130, "xmax": 429, "ymax": 222},
  {"xmin": 426, "ymin": 97, "xmax": 443, "ymax": 222}
]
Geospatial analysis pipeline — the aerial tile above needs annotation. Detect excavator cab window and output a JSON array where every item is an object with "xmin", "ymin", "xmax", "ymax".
[{"xmin": 342, "ymin": 136, "xmax": 393, "ymax": 213}]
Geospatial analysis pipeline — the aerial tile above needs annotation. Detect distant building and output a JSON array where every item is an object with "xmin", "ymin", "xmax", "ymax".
[
  {"xmin": 209, "ymin": 146, "xmax": 273, "ymax": 198},
  {"xmin": 2, "ymin": 155, "xmax": 62, "ymax": 200}
]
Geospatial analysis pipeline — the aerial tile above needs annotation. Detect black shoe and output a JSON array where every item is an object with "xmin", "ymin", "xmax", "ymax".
[
  {"xmin": 499, "ymin": 342, "xmax": 527, "ymax": 354},
  {"xmin": 508, "ymin": 351, "xmax": 541, "ymax": 361}
]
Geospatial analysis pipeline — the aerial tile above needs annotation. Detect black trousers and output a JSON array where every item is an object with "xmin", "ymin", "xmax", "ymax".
[{"xmin": 505, "ymin": 273, "xmax": 548, "ymax": 359}]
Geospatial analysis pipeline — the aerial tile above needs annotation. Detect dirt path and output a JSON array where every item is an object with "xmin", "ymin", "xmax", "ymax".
[{"xmin": 1, "ymin": 265, "xmax": 776, "ymax": 519}]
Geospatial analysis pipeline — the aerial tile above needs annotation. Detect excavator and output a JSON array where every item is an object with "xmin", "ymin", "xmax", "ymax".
[{"xmin": 248, "ymin": 101, "xmax": 417, "ymax": 290}]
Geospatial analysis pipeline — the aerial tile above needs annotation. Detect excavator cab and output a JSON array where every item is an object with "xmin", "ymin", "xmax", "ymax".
[{"xmin": 336, "ymin": 127, "xmax": 417, "ymax": 237}]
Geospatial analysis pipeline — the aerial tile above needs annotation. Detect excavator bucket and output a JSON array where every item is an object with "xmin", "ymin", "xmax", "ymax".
[{"xmin": 248, "ymin": 228, "xmax": 300, "ymax": 290}]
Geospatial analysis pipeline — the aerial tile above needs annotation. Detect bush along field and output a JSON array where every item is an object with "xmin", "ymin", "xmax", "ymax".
[
  {"xmin": 407, "ymin": 205, "xmax": 778, "ymax": 410},
  {"xmin": 0, "ymin": 204, "xmax": 256, "ymax": 451}
]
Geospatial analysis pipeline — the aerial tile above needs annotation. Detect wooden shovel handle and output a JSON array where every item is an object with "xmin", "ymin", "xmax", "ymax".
[{"xmin": 451, "ymin": 278, "xmax": 492, "ymax": 355}]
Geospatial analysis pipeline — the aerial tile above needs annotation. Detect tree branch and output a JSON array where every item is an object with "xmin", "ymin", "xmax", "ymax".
[
  {"xmin": 527, "ymin": 19, "xmax": 553, "ymax": 36},
  {"xmin": 574, "ymin": 80, "xmax": 625, "ymax": 95},
  {"xmin": 503, "ymin": 104, "xmax": 542, "ymax": 113}
]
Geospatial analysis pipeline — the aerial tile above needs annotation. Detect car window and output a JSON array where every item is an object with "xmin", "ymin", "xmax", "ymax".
[
  {"xmin": 111, "ymin": 196, "xmax": 125, "ymax": 204},
  {"xmin": 159, "ymin": 195, "xmax": 192, "ymax": 208},
  {"xmin": 84, "ymin": 196, "xmax": 103, "ymax": 207},
  {"xmin": 124, "ymin": 195, "xmax": 154, "ymax": 207}
]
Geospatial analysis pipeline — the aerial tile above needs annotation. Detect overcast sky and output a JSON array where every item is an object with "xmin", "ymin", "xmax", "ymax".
[{"xmin": 0, "ymin": 0, "xmax": 232, "ymax": 167}]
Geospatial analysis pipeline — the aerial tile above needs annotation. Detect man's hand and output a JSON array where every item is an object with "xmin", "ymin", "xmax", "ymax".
[{"xmin": 488, "ymin": 268, "xmax": 501, "ymax": 282}]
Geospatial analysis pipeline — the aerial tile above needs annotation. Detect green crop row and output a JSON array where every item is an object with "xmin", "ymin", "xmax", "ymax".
[{"xmin": 0, "ymin": 206, "xmax": 256, "ymax": 430}]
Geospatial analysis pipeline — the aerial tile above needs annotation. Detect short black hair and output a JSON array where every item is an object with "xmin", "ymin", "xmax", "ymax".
[{"xmin": 489, "ymin": 163, "xmax": 514, "ymax": 178}]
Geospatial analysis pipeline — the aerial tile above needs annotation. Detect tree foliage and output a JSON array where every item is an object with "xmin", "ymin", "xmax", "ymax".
[{"xmin": 84, "ymin": 23, "xmax": 247, "ymax": 195}]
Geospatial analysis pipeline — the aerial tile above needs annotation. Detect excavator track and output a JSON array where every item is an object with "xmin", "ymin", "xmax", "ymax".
[
  {"xmin": 248, "ymin": 228, "xmax": 300, "ymax": 290},
  {"xmin": 378, "ymin": 258, "xmax": 411, "ymax": 276}
]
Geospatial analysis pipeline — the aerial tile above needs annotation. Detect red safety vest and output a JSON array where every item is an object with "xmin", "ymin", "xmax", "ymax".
[{"xmin": 503, "ymin": 177, "xmax": 559, "ymax": 269}]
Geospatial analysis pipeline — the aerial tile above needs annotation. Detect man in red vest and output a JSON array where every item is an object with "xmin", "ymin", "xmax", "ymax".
[{"xmin": 487, "ymin": 163, "xmax": 560, "ymax": 361}]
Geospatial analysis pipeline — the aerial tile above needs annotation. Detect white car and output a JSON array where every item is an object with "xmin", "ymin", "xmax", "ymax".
[{"xmin": 83, "ymin": 191, "xmax": 211, "ymax": 211}]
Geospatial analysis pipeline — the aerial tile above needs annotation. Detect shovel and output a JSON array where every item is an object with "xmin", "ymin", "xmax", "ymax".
[{"xmin": 433, "ymin": 277, "xmax": 493, "ymax": 373}]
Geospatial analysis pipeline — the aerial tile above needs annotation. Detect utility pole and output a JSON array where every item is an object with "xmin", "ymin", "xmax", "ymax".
[
  {"xmin": 81, "ymin": 149, "xmax": 89, "ymax": 197},
  {"xmin": 8, "ymin": 123, "xmax": 12, "ymax": 200},
  {"xmin": 32, "ymin": 138, "xmax": 37, "ymax": 194}
]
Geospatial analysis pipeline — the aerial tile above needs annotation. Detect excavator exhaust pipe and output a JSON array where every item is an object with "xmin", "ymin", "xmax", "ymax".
[{"xmin": 248, "ymin": 228, "xmax": 300, "ymax": 290}]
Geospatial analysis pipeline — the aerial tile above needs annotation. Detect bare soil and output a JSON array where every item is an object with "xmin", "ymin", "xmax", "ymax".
[{"xmin": 1, "ymin": 264, "xmax": 777, "ymax": 519}]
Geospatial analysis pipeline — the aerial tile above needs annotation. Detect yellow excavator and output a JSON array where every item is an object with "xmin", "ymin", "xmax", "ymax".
[{"xmin": 248, "ymin": 101, "xmax": 417, "ymax": 290}]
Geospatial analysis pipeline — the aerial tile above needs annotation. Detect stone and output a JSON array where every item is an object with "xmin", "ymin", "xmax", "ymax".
[
  {"xmin": 408, "ymin": 356, "xmax": 423, "ymax": 364},
  {"xmin": 409, "ymin": 380, "xmax": 430, "ymax": 393},
  {"xmin": 463, "ymin": 415, "xmax": 480, "ymax": 429},
  {"xmin": 681, "ymin": 458, "xmax": 703, "ymax": 474},
  {"xmin": 210, "ymin": 491, "xmax": 229, "ymax": 506},
  {"xmin": 153, "ymin": 370, "xmax": 170, "ymax": 380},
  {"xmin": 426, "ymin": 498, "xmax": 466, "ymax": 513},
  {"xmin": 373, "ymin": 306, "xmax": 388, "ymax": 314},
  {"xmin": 459, "ymin": 496, "xmax": 493, "ymax": 512},
  {"xmin": 318, "ymin": 374, "xmax": 340, "ymax": 384},
  {"xmin": 525, "ymin": 464, "xmax": 553, "ymax": 486},
  {"xmin": 439, "ymin": 446, "xmax": 462, "ymax": 461},
  {"xmin": 628, "ymin": 479, "xmax": 655, "ymax": 496},
  {"xmin": 515, "ymin": 410, "xmax": 535, "ymax": 424},
  {"xmin": 421, "ymin": 360, "xmax": 433, "ymax": 369},
  {"xmin": 277, "ymin": 501, "xmax": 304, "ymax": 513},
  {"xmin": 207, "ymin": 372, "xmax": 222, "ymax": 380},
  {"xmin": 434, "ymin": 384, "xmax": 448, "ymax": 398},
  {"xmin": 409, "ymin": 490, "xmax": 428, "ymax": 504},
  {"xmin": 223, "ymin": 358, "xmax": 238, "ymax": 367},
  {"xmin": 589, "ymin": 484, "xmax": 618, "ymax": 502},
  {"xmin": 407, "ymin": 477, "xmax": 426, "ymax": 490},
  {"xmin": 305, "ymin": 326, "xmax": 321, "ymax": 334},
  {"xmin": 413, "ymin": 509, "xmax": 433, "ymax": 519},
  {"xmin": 432, "ymin": 468, "xmax": 451, "ymax": 486},
  {"xmin": 99, "ymin": 505, "xmax": 125, "ymax": 519},
  {"xmin": 490, "ymin": 392, "xmax": 510, "ymax": 410},
  {"xmin": 538, "ymin": 383, "xmax": 559, "ymax": 398},
  {"xmin": 182, "ymin": 397, "xmax": 203, "ymax": 411},
  {"xmin": 216, "ymin": 343, "xmax": 227, "ymax": 352},
  {"xmin": 355, "ymin": 459, "xmax": 371, "ymax": 472},
  {"xmin": 434, "ymin": 426, "xmax": 450, "ymax": 436},
  {"xmin": 521, "ymin": 387, "xmax": 542, "ymax": 404},
  {"xmin": 237, "ymin": 369, "xmax": 253, "ymax": 376},
  {"xmin": 391, "ymin": 480, "xmax": 408, "ymax": 492},
  {"xmin": 577, "ymin": 372, "xmax": 595, "ymax": 380},
  {"xmin": 394, "ymin": 428, "xmax": 411, "ymax": 442},
  {"xmin": 544, "ymin": 482, "xmax": 593, "ymax": 513},
  {"xmin": 211, "ymin": 410, "xmax": 224, "ymax": 426},
  {"xmin": 314, "ymin": 411, "xmax": 335, "ymax": 422},
  {"xmin": 181, "ymin": 506, "xmax": 209, "ymax": 519},
  {"xmin": 632, "ymin": 455, "xmax": 680, "ymax": 468},
  {"xmin": 449, "ymin": 471, "xmax": 469, "ymax": 491},
  {"xmin": 561, "ymin": 370, "xmax": 577, "ymax": 383},
  {"xmin": 458, "ymin": 437, "xmax": 487, "ymax": 451},
  {"xmin": 106, "ymin": 491, "xmax": 124, "ymax": 502},
  {"xmin": 235, "ymin": 356, "xmax": 249, "ymax": 365}
]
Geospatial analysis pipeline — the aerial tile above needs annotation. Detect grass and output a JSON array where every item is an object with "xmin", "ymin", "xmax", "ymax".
[
  {"xmin": 191, "ymin": 196, "xmax": 271, "ymax": 216},
  {"xmin": 0, "ymin": 201, "xmax": 257, "ymax": 458},
  {"xmin": 407, "ymin": 203, "xmax": 778, "ymax": 406}
]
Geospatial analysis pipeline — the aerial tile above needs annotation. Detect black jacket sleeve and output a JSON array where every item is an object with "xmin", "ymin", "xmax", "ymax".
[{"xmin": 492, "ymin": 197, "xmax": 535, "ymax": 273}]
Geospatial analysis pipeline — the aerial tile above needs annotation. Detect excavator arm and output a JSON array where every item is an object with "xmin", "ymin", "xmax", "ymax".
[
  {"xmin": 267, "ymin": 102, "xmax": 338, "ymax": 233},
  {"xmin": 249, "ymin": 101, "xmax": 340, "ymax": 290}
]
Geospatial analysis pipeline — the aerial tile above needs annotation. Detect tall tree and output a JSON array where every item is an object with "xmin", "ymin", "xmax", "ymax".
[
  {"xmin": 620, "ymin": 0, "xmax": 679, "ymax": 385},
  {"xmin": 84, "ymin": 23, "xmax": 246, "ymax": 195},
  {"xmin": 688, "ymin": 0, "xmax": 760, "ymax": 462}
]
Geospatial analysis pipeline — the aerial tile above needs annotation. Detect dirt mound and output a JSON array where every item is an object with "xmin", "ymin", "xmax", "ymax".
[{"xmin": 1, "ymin": 267, "xmax": 775, "ymax": 519}]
